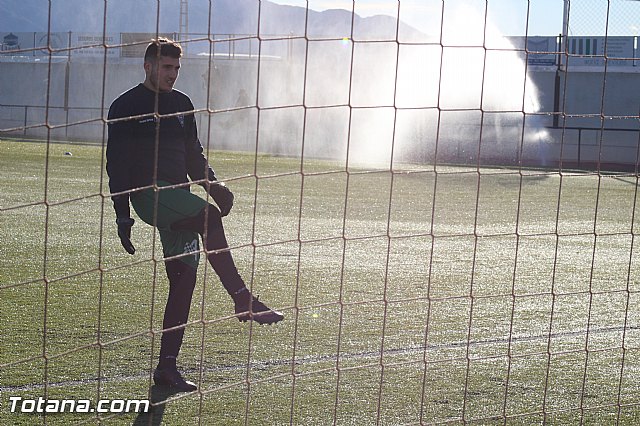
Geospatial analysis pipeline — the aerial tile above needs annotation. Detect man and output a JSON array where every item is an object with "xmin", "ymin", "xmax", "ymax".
[{"xmin": 106, "ymin": 38, "xmax": 284, "ymax": 393}]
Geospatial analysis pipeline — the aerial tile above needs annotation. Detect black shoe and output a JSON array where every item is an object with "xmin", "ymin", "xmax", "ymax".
[
  {"xmin": 153, "ymin": 368, "xmax": 197, "ymax": 392},
  {"xmin": 234, "ymin": 290, "xmax": 284, "ymax": 325}
]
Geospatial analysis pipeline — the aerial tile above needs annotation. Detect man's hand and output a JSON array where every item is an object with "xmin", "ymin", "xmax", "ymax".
[
  {"xmin": 116, "ymin": 217, "xmax": 136, "ymax": 255},
  {"xmin": 208, "ymin": 181, "xmax": 234, "ymax": 217}
]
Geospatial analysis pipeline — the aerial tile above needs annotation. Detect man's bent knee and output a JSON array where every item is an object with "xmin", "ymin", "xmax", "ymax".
[{"xmin": 170, "ymin": 205, "xmax": 223, "ymax": 235}]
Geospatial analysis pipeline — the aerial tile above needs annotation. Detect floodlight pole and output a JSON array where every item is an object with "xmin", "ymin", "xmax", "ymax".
[
  {"xmin": 553, "ymin": 0, "xmax": 571, "ymax": 127},
  {"xmin": 180, "ymin": 0, "xmax": 189, "ymax": 54},
  {"xmin": 561, "ymin": 0, "xmax": 570, "ymax": 71}
]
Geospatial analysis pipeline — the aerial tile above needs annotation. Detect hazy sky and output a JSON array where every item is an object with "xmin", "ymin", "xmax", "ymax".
[
  {"xmin": 270, "ymin": 0, "xmax": 640, "ymax": 37},
  {"xmin": 270, "ymin": 0, "xmax": 564, "ymax": 35}
]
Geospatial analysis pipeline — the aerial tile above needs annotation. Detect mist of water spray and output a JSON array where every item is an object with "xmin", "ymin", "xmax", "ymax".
[
  {"xmin": 210, "ymin": 2, "xmax": 551, "ymax": 169},
  {"xmin": 342, "ymin": 3, "xmax": 550, "ymax": 167}
]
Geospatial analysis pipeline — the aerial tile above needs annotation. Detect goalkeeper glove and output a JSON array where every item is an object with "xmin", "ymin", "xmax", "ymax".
[
  {"xmin": 207, "ymin": 181, "xmax": 234, "ymax": 217},
  {"xmin": 116, "ymin": 217, "xmax": 136, "ymax": 255}
]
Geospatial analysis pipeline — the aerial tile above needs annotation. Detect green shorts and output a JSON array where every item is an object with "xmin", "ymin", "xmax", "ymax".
[{"xmin": 130, "ymin": 182, "xmax": 207, "ymax": 269}]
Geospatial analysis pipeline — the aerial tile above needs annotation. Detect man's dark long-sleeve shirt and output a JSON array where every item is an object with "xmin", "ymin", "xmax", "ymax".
[{"xmin": 106, "ymin": 83, "xmax": 215, "ymax": 218}]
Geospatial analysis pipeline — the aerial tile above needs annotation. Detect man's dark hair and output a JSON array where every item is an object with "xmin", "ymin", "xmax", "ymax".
[{"xmin": 144, "ymin": 38, "xmax": 182, "ymax": 62}]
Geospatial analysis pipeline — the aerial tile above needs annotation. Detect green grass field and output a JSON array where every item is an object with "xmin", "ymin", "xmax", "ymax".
[{"xmin": 2, "ymin": 139, "xmax": 640, "ymax": 425}]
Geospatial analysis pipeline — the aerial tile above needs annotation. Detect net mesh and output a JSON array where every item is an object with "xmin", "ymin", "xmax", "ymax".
[{"xmin": 1, "ymin": 0, "xmax": 640, "ymax": 424}]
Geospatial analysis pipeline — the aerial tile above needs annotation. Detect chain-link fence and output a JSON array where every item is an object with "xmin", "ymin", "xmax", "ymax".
[
  {"xmin": 564, "ymin": 0, "xmax": 640, "ymax": 36},
  {"xmin": 561, "ymin": 0, "xmax": 640, "ymax": 68}
]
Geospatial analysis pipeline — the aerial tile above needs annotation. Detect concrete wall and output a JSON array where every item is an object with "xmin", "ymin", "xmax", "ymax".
[
  {"xmin": 0, "ymin": 58, "xmax": 263, "ymax": 144},
  {"xmin": 1, "ymin": 57, "xmax": 638, "ymax": 170},
  {"xmin": 527, "ymin": 69, "xmax": 639, "ymax": 170}
]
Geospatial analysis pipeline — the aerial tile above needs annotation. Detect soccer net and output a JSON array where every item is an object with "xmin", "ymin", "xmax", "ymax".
[{"xmin": 1, "ymin": 0, "xmax": 640, "ymax": 424}]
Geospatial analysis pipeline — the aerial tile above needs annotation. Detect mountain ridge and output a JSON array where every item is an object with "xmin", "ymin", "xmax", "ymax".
[{"xmin": 0, "ymin": 0, "xmax": 424, "ymax": 40}]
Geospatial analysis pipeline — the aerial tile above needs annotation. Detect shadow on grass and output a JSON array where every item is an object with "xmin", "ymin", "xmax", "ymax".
[{"xmin": 131, "ymin": 385, "xmax": 182, "ymax": 426}]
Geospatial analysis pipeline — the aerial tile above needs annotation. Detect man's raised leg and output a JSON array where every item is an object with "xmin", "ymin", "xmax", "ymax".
[{"xmin": 172, "ymin": 206, "xmax": 284, "ymax": 325}]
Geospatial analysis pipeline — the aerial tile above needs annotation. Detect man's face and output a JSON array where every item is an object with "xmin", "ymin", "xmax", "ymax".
[{"xmin": 145, "ymin": 55, "xmax": 180, "ymax": 93}]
